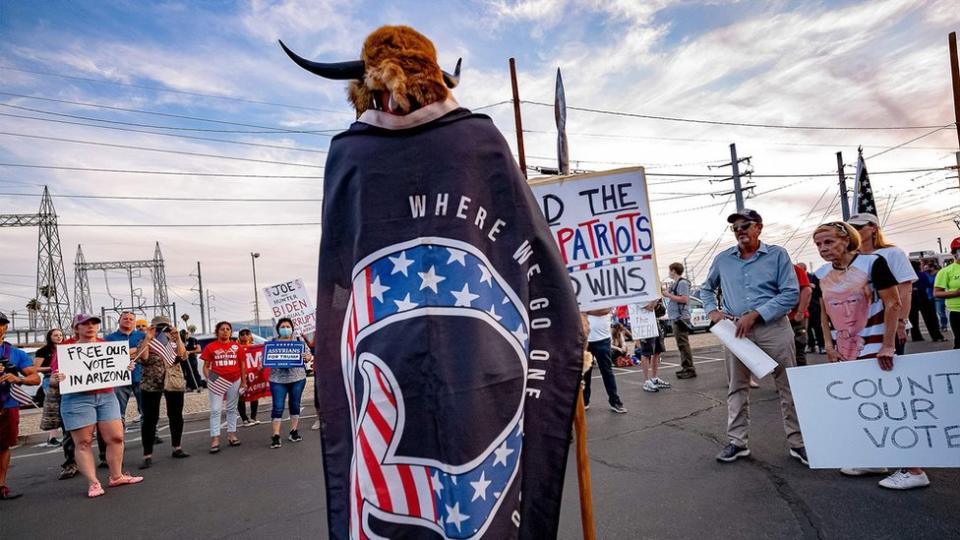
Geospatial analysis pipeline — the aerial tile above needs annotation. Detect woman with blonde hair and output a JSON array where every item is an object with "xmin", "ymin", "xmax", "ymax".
[{"xmin": 812, "ymin": 221, "xmax": 928, "ymax": 489}]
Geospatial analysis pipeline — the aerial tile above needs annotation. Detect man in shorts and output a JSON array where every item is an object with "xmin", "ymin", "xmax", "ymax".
[{"xmin": 0, "ymin": 312, "xmax": 41, "ymax": 499}]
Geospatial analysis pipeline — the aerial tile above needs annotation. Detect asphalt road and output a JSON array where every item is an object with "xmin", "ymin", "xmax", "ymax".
[{"xmin": 3, "ymin": 339, "xmax": 958, "ymax": 539}]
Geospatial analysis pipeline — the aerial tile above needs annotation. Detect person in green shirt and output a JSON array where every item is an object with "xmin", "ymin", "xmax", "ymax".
[{"xmin": 933, "ymin": 236, "xmax": 960, "ymax": 349}]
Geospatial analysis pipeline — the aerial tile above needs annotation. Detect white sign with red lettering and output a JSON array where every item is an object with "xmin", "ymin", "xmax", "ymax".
[
  {"xmin": 262, "ymin": 278, "xmax": 316, "ymax": 336},
  {"xmin": 529, "ymin": 167, "xmax": 660, "ymax": 310}
]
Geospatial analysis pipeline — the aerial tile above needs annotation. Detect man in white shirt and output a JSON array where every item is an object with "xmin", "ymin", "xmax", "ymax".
[{"xmin": 582, "ymin": 309, "xmax": 627, "ymax": 413}]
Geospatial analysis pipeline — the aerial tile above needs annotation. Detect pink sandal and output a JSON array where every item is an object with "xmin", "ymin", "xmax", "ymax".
[
  {"xmin": 88, "ymin": 482, "xmax": 105, "ymax": 498},
  {"xmin": 108, "ymin": 473, "xmax": 144, "ymax": 487}
]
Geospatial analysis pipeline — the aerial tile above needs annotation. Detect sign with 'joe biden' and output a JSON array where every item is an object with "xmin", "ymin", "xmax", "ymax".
[
  {"xmin": 529, "ymin": 167, "xmax": 660, "ymax": 310},
  {"xmin": 788, "ymin": 350, "xmax": 960, "ymax": 468}
]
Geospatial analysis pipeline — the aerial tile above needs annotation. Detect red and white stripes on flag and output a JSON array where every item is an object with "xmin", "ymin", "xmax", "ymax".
[
  {"xmin": 149, "ymin": 339, "xmax": 177, "ymax": 367},
  {"xmin": 206, "ymin": 372, "xmax": 234, "ymax": 398},
  {"xmin": 10, "ymin": 384, "xmax": 37, "ymax": 408}
]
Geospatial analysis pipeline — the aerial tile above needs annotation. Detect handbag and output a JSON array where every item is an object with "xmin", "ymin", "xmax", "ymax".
[
  {"xmin": 654, "ymin": 300, "xmax": 666, "ymax": 318},
  {"xmin": 39, "ymin": 382, "xmax": 63, "ymax": 431}
]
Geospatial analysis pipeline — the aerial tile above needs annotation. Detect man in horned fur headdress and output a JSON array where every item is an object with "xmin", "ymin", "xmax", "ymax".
[{"xmin": 282, "ymin": 26, "xmax": 583, "ymax": 540}]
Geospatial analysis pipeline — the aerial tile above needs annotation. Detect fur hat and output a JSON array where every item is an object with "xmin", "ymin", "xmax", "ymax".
[{"xmin": 280, "ymin": 25, "xmax": 460, "ymax": 116}]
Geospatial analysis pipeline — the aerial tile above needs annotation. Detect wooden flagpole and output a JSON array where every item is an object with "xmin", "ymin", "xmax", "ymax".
[
  {"xmin": 509, "ymin": 58, "xmax": 528, "ymax": 179},
  {"xmin": 575, "ymin": 315, "xmax": 597, "ymax": 540}
]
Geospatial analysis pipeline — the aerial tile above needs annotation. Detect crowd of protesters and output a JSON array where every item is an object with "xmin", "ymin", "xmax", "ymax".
[
  {"xmin": 582, "ymin": 209, "xmax": 958, "ymax": 493},
  {"xmin": 1, "ymin": 215, "xmax": 956, "ymax": 500},
  {"xmin": 0, "ymin": 312, "xmax": 315, "ymax": 499}
]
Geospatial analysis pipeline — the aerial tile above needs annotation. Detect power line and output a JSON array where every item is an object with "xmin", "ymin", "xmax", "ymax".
[
  {"xmin": 0, "ymin": 131, "xmax": 325, "ymax": 169},
  {"xmin": 0, "ymin": 91, "xmax": 339, "ymax": 135},
  {"xmin": 0, "ymin": 65, "xmax": 355, "ymax": 116},
  {"xmin": 0, "ymin": 110, "xmax": 330, "ymax": 154},
  {"xmin": 0, "ymin": 191, "xmax": 322, "ymax": 203},
  {"xmin": 0, "ymin": 102, "xmax": 341, "ymax": 134},
  {"xmin": 0, "ymin": 163, "xmax": 321, "ymax": 178},
  {"xmin": 58, "ymin": 222, "xmax": 323, "ymax": 228},
  {"xmin": 521, "ymin": 99, "xmax": 952, "ymax": 131}
]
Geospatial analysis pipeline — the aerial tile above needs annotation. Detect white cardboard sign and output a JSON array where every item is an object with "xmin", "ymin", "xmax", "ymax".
[
  {"xmin": 787, "ymin": 350, "xmax": 960, "ymax": 468},
  {"xmin": 529, "ymin": 167, "xmax": 659, "ymax": 310},
  {"xmin": 57, "ymin": 342, "xmax": 131, "ymax": 394},
  {"xmin": 709, "ymin": 319, "xmax": 778, "ymax": 379},
  {"xmin": 628, "ymin": 304, "xmax": 661, "ymax": 340},
  {"xmin": 262, "ymin": 278, "xmax": 316, "ymax": 336}
]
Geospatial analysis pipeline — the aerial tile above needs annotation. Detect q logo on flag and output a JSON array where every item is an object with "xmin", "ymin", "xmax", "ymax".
[{"xmin": 341, "ymin": 237, "xmax": 529, "ymax": 539}]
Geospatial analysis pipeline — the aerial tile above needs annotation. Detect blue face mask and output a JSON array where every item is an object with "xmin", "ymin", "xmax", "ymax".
[{"xmin": 279, "ymin": 327, "xmax": 293, "ymax": 338}]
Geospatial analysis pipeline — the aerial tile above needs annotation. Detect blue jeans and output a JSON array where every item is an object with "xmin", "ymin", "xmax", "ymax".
[
  {"xmin": 270, "ymin": 379, "xmax": 306, "ymax": 419},
  {"xmin": 935, "ymin": 298, "xmax": 948, "ymax": 330},
  {"xmin": 583, "ymin": 339, "xmax": 622, "ymax": 407},
  {"xmin": 114, "ymin": 385, "xmax": 136, "ymax": 422}
]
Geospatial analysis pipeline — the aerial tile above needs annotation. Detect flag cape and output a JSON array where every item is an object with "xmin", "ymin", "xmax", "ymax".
[{"xmin": 315, "ymin": 104, "xmax": 584, "ymax": 540}]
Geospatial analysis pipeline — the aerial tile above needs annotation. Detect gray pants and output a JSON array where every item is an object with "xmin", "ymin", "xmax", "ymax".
[
  {"xmin": 672, "ymin": 320, "xmax": 694, "ymax": 372},
  {"xmin": 724, "ymin": 316, "xmax": 803, "ymax": 449}
]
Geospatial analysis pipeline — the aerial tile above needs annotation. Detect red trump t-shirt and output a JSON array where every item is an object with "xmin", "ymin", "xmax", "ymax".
[{"xmin": 201, "ymin": 341, "xmax": 243, "ymax": 381}]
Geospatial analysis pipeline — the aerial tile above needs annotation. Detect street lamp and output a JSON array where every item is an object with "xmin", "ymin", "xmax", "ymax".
[{"xmin": 251, "ymin": 252, "xmax": 261, "ymax": 334}]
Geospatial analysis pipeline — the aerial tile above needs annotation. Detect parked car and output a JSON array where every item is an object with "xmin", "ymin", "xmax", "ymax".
[{"xmin": 660, "ymin": 296, "xmax": 711, "ymax": 335}]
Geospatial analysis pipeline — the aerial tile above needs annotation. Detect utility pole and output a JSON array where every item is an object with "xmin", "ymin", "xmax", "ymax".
[
  {"xmin": 250, "ymin": 252, "xmax": 261, "ymax": 333},
  {"xmin": 836, "ymin": 152, "xmax": 851, "ymax": 220},
  {"xmin": 949, "ymin": 32, "xmax": 960, "ymax": 183},
  {"xmin": 196, "ymin": 261, "xmax": 206, "ymax": 334},
  {"xmin": 206, "ymin": 290, "xmax": 216, "ymax": 329},
  {"xmin": 938, "ymin": 237, "xmax": 944, "ymax": 253},
  {"xmin": 709, "ymin": 143, "xmax": 753, "ymax": 211}
]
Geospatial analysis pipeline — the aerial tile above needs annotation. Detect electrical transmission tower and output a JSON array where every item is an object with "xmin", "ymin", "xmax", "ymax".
[
  {"xmin": 0, "ymin": 186, "xmax": 71, "ymax": 330},
  {"xmin": 74, "ymin": 242, "xmax": 173, "ymax": 320}
]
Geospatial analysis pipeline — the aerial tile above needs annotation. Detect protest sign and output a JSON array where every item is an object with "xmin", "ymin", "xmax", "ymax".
[
  {"xmin": 628, "ymin": 304, "xmax": 660, "ymax": 339},
  {"xmin": 241, "ymin": 344, "xmax": 271, "ymax": 402},
  {"xmin": 529, "ymin": 167, "xmax": 660, "ymax": 310},
  {"xmin": 263, "ymin": 340, "xmax": 305, "ymax": 369},
  {"xmin": 261, "ymin": 278, "xmax": 316, "ymax": 336},
  {"xmin": 787, "ymin": 350, "xmax": 960, "ymax": 468},
  {"xmin": 709, "ymin": 319, "xmax": 777, "ymax": 379},
  {"xmin": 57, "ymin": 342, "xmax": 131, "ymax": 394}
]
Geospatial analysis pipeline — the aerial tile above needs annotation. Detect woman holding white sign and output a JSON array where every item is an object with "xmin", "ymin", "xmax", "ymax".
[
  {"xmin": 51, "ymin": 314, "xmax": 143, "ymax": 498},
  {"xmin": 812, "ymin": 222, "xmax": 930, "ymax": 490},
  {"xmin": 268, "ymin": 318, "xmax": 312, "ymax": 449}
]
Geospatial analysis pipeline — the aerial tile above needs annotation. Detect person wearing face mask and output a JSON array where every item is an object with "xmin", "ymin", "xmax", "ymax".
[
  {"xmin": 934, "ymin": 237, "xmax": 960, "ymax": 349},
  {"xmin": 268, "ymin": 318, "xmax": 313, "ymax": 449},
  {"xmin": 134, "ymin": 316, "xmax": 190, "ymax": 469}
]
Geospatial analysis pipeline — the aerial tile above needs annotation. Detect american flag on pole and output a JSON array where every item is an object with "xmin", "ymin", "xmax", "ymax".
[
  {"xmin": 10, "ymin": 383, "xmax": 37, "ymax": 408},
  {"xmin": 206, "ymin": 371, "xmax": 234, "ymax": 398},
  {"xmin": 854, "ymin": 146, "xmax": 877, "ymax": 215}
]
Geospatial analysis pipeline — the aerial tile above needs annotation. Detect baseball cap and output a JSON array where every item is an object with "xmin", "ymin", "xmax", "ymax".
[
  {"xmin": 150, "ymin": 316, "xmax": 173, "ymax": 328},
  {"xmin": 72, "ymin": 313, "xmax": 102, "ymax": 328},
  {"xmin": 0, "ymin": 312, "xmax": 9, "ymax": 325},
  {"xmin": 726, "ymin": 208, "xmax": 763, "ymax": 224},
  {"xmin": 848, "ymin": 212, "xmax": 879, "ymax": 226}
]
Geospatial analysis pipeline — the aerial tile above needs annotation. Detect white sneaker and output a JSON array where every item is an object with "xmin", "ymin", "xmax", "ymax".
[
  {"xmin": 311, "ymin": 420, "xmax": 321, "ymax": 431},
  {"xmin": 878, "ymin": 469, "xmax": 930, "ymax": 490},
  {"xmin": 652, "ymin": 377, "xmax": 671, "ymax": 389},
  {"xmin": 642, "ymin": 379, "xmax": 659, "ymax": 393},
  {"xmin": 839, "ymin": 467, "xmax": 889, "ymax": 477}
]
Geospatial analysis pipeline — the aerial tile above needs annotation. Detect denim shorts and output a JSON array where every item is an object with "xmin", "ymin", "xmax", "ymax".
[{"xmin": 60, "ymin": 391, "xmax": 122, "ymax": 431}]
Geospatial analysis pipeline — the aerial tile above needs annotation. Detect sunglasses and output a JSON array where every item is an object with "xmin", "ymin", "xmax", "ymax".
[{"xmin": 729, "ymin": 221, "xmax": 755, "ymax": 233}]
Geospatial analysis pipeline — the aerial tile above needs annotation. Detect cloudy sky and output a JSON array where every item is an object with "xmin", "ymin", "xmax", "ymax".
[{"xmin": 1, "ymin": 0, "xmax": 958, "ymax": 329}]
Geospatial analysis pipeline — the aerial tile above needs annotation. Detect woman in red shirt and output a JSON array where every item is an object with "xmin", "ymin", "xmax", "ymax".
[{"xmin": 201, "ymin": 321, "xmax": 247, "ymax": 453}]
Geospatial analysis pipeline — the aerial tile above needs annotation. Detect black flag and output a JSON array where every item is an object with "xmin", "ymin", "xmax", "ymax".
[
  {"xmin": 314, "ymin": 102, "xmax": 584, "ymax": 540},
  {"xmin": 854, "ymin": 146, "xmax": 877, "ymax": 215}
]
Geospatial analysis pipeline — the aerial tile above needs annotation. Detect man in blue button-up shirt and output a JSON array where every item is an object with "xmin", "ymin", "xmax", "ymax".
[{"xmin": 701, "ymin": 209, "xmax": 807, "ymax": 466}]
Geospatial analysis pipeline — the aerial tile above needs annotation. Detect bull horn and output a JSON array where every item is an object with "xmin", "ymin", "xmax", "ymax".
[
  {"xmin": 442, "ymin": 58, "xmax": 462, "ymax": 89},
  {"xmin": 278, "ymin": 40, "xmax": 365, "ymax": 80}
]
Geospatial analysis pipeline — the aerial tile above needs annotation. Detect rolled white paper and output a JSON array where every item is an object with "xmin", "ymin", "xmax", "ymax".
[{"xmin": 709, "ymin": 319, "xmax": 778, "ymax": 379}]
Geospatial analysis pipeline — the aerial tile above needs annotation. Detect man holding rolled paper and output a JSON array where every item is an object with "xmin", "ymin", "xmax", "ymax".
[{"xmin": 702, "ymin": 209, "xmax": 808, "ymax": 466}]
